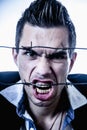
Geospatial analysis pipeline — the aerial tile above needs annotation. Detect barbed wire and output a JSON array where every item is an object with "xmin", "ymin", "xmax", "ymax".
[
  {"xmin": 0, "ymin": 45, "xmax": 87, "ymax": 50},
  {"xmin": 0, "ymin": 81, "xmax": 87, "ymax": 87}
]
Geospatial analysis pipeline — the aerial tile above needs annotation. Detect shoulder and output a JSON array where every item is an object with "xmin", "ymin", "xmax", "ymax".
[
  {"xmin": 71, "ymin": 104, "xmax": 87, "ymax": 130},
  {"xmin": 0, "ymin": 94, "xmax": 24, "ymax": 130},
  {"xmin": 68, "ymin": 73, "xmax": 87, "ymax": 98},
  {"xmin": 68, "ymin": 74, "xmax": 87, "ymax": 129}
]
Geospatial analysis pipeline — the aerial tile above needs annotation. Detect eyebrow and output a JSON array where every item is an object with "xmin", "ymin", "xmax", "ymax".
[
  {"xmin": 21, "ymin": 46, "xmax": 31, "ymax": 50},
  {"xmin": 21, "ymin": 46, "xmax": 68, "ymax": 59},
  {"xmin": 47, "ymin": 50, "xmax": 67, "ymax": 57}
]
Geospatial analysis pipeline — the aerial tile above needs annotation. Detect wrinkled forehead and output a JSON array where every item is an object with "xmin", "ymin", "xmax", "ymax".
[{"xmin": 19, "ymin": 24, "xmax": 69, "ymax": 48}]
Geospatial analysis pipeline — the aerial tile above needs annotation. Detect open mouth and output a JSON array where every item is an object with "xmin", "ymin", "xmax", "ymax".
[
  {"xmin": 32, "ymin": 80, "xmax": 53, "ymax": 94},
  {"xmin": 31, "ymin": 79, "xmax": 55, "ymax": 100}
]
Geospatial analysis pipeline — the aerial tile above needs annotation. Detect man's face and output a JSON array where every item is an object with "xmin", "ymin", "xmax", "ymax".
[{"xmin": 13, "ymin": 23, "xmax": 76, "ymax": 107}]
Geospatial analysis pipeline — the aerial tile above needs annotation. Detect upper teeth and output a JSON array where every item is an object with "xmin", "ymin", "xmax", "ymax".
[
  {"xmin": 33, "ymin": 82, "xmax": 52, "ymax": 94},
  {"xmin": 35, "ymin": 82, "xmax": 51, "ymax": 88}
]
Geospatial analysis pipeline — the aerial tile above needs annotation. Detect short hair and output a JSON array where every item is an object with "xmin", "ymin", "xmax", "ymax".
[{"xmin": 15, "ymin": 0, "xmax": 76, "ymax": 56}]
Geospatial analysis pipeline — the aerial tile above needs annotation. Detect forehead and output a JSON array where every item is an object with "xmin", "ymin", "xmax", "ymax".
[{"xmin": 20, "ymin": 23, "xmax": 69, "ymax": 48}]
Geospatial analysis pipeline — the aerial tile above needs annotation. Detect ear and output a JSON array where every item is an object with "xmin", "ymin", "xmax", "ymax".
[
  {"xmin": 12, "ymin": 48, "xmax": 18, "ymax": 66},
  {"xmin": 69, "ymin": 52, "xmax": 77, "ymax": 72}
]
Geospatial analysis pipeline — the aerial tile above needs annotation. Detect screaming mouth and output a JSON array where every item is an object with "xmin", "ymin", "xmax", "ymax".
[{"xmin": 33, "ymin": 81, "xmax": 53, "ymax": 94}]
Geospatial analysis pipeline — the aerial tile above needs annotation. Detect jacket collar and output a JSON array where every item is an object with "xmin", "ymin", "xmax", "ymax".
[{"xmin": 0, "ymin": 80, "xmax": 87, "ymax": 110}]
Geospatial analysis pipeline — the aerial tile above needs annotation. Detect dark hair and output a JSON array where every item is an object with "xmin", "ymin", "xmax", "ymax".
[{"xmin": 15, "ymin": 0, "xmax": 76, "ymax": 56}]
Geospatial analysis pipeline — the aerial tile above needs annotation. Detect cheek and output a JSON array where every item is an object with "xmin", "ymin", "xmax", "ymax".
[
  {"xmin": 53, "ymin": 62, "xmax": 69, "ymax": 78},
  {"xmin": 17, "ymin": 57, "xmax": 35, "ymax": 81}
]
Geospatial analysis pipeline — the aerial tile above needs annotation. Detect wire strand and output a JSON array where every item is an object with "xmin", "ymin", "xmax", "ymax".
[
  {"xmin": 0, "ymin": 81, "xmax": 87, "ymax": 86},
  {"xmin": 0, "ymin": 45, "xmax": 87, "ymax": 50}
]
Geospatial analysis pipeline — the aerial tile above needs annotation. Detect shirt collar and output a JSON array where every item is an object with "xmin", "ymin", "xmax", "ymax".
[
  {"xmin": 0, "ymin": 80, "xmax": 23, "ymax": 107},
  {"xmin": 0, "ymin": 80, "xmax": 87, "ymax": 110}
]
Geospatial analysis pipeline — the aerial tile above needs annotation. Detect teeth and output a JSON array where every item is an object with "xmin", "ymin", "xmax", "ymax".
[
  {"xmin": 35, "ymin": 82, "xmax": 51, "ymax": 88},
  {"xmin": 33, "ymin": 82, "xmax": 52, "ymax": 93},
  {"xmin": 36, "ymin": 87, "xmax": 51, "ymax": 94}
]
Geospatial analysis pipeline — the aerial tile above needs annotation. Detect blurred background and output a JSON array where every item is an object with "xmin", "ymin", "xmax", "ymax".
[{"xmin": 0, "ymin": 0, "xmax": 87, "ymax": 73}]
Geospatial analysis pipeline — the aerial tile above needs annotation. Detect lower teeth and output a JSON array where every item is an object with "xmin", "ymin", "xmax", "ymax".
[{"xmin": 36, "ymin": 88, "xmax": 51, "ymax": 94}]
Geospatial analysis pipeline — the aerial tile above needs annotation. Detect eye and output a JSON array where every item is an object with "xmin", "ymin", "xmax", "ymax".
[
  {"xmin": 23, "ymin": 49, "xmax": 39, "ymax": 60},
  {"xmin": 47, "ymin": 51, "xmax": 67, "ymax": 61},
  {"xmin": 25, "ymin": 50, "xmax": 36, "ymax": 56}
]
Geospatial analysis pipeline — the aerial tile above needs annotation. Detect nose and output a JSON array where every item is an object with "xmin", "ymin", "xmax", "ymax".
[{"xmin": 35, "ymin": 55, "xmax": 52, "ymax": 76}]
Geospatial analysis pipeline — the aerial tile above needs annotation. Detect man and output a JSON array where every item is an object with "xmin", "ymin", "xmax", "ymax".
[{"xmin": 0, "ymin": 0, "xmax": 87, "ymax": 130}]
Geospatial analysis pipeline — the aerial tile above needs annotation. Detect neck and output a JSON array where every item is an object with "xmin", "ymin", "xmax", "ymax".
[
  {"xmin": 33, "ymin": 111, "xmax": 64, "ymax": 130},
  {"xmin": 29, "ymin": 101, "xmax": 58, "ymax": 118},
  {"xmin": 26, "ymin": 98, "xmax": 64, "ymax": 130}
]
